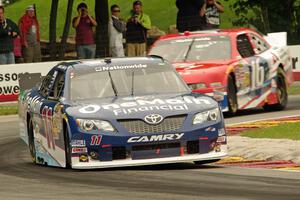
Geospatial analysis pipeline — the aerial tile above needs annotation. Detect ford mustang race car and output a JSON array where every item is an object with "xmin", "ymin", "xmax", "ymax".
[
  {"xmin": 19, "ymin": 56, "xmax": 227, "ymax": 169},
  {"xmin": 149, "ymin": 28, "xmax": 294, "ymax": 115}
]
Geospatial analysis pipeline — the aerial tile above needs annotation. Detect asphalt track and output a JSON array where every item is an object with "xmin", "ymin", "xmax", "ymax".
[{"xmin": 0, "ymin": 95, "xmax": 300, "ymax": 200}]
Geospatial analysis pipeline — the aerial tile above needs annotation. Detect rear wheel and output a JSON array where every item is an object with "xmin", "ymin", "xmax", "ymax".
[
  {"xmin": 28, "ymin": 117, "xmax": 36, "ymax": 163},
  {"xmin": 263, "ymin": 68, "xmax": 287, "ymax": 111},
  {"xmin": 64, "ymin": 125, "xmax": 72, "ymax": 169},
  {"xmin": 194, "ymin": 159, "xmax": 220, "ymax": 165},
  {"xmin": 225, "ymin": 76, "xmax": 238, "ymax": 116}
]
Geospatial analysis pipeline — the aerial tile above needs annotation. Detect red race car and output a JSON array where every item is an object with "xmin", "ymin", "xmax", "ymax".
[{"xmin": 149, "ymin": 28, "xmax": 294, "ymax": 115}]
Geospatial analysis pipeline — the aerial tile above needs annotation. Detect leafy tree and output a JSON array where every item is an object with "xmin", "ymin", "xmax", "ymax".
[{"xmin": 226, "ymin": 0, "xmax": 300, "ymax": 44}]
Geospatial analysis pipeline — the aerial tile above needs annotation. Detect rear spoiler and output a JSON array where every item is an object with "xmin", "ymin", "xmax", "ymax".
[{"xmin": 18, "ymin": 73, "xmax": 43, "ymax": 92}]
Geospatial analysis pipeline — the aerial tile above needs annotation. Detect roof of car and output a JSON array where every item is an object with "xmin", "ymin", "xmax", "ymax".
[
  {"xmin": 57, "ymin": 56, "xmax": 165, "ymax": 70},
  {"xmin": 159, "ymin": 28, "xmax": 255, "ymax": 40}
]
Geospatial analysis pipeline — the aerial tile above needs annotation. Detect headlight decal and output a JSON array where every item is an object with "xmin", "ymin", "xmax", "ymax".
[
  {"xmin": 76, "ymin": 119, "xmax": 115, "ymax": 132},
  {"xmin": 193, "ymin": 108, "xmax": 221, "ymax": 125}
]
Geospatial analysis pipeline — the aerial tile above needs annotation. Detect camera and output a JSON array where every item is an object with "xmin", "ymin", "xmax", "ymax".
[{"xmin": 81, "ymin": 8, "xmax": 85, "ymax": 12}]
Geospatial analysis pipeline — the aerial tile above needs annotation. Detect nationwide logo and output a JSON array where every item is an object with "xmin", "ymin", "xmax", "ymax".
[
  {"xmin": 127, "ymin": 133, "xmax": 184, "ymax": 143},
  {"xmin": 144, "ymin": 114, "xmax": 163, "ymax": 125}
]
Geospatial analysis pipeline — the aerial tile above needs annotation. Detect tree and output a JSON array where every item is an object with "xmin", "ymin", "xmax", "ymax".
[
  {"xmin": 227, "ymin": 0, "xmax": 300, "ymax": 44},
  {"xmin": 95, "ymin": 0, "xmax": 109, "ymax": 58},
  {"xmin": 59, "ymin": 0, "xmax": 74, "ymax": 59},
  {"xmin": 49, "ymin": 0, "xmax": 59, "ymax": 60}
]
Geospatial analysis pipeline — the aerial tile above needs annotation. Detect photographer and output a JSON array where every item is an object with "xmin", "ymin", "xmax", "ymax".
[
  {"xmin": 200, "ymin": 0, "xmax": 224, "ymax": 29},
  {"xmin": 126, "ymin": 0, "xmax": 151, "ymax": 57},
  {"xmin": 0, "ymin": 6, "xmax": 19, "ymax": 64},
  {"xmin": 72, "ymin": 3, "xmax": 97, "ymax": 59}
]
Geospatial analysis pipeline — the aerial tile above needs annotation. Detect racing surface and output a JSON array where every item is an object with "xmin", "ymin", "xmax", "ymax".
[{"xmin": 1, "ymin": 95, "xmax": 300, "ymax": 200}]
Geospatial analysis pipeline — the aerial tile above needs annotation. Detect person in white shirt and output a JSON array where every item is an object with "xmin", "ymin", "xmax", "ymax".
[{"xmin": 108, "ymin": 4, "xmax": 126, "ymax": 57}]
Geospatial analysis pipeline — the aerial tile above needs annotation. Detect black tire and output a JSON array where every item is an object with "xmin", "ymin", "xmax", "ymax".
[
  {"xmin": 28, "ymin": 117, "xmax": 36, "ymax": 163},
  {"xmin": 225, "ymin": 76, "xmax": 238, "ymax": 116},
  {"xmin": 64, "ymin": 125, "xmax": 72, "ymax": 169},
  {"xmin": 194, "ymin": 159, "xmax": 220, "ymax": 165},
  {"xmin": 263, "ymin": 68, "xmax": 288, "ymax": 111}
]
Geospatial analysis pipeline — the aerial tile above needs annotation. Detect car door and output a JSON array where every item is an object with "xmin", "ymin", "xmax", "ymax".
[{"xmin": 37, "ymin": 69, "xmax": 66, "ymax": 167}]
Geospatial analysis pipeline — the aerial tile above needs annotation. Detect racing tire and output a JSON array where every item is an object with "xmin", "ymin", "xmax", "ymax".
[
  {"xmin": 263, "ymin": 68, "xmax": 288, "ymax": 111},
  {"xmin": 64, "ymin": 125, "xmax": 72, "ymax": 169},
  {"xmin": 225, "ymin": 76, "xmax": 238, "ymax": 116},
  {"xmin": 28, "ymin": 117, "xmax": 36, "ymax": 164},
  {"xmin": 194, "ymin": 159, "xmax": 220, "ymax": 165}
]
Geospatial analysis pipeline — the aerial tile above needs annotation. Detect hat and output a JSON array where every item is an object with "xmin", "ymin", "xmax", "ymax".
[
  {"xmin": 26, "ymin": 5, "xmax": 35, "ymax": 11},
  {"xmin": 133, "ymin": 0, "xmax": 142, "ymax": 6}
]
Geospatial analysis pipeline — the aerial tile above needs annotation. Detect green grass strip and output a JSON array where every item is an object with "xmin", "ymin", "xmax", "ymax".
[{"xmin": 241, "ymin": 122, "xmax": 300, "ymax": 140}]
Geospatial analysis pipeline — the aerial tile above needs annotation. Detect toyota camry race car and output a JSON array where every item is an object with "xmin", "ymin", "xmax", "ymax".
[
  {"xmin": 19, "ymin": 57, "xmax": 227, "ymax": 169},
  {"xmin": 149, "ymin": 28, "xmax": 294, "ymax": 115}
]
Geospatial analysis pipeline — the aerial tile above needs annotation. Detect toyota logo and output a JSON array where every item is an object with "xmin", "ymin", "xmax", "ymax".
[{"xmin": 144, "ymin": 114, "xmax": 164, "ymax": 125}]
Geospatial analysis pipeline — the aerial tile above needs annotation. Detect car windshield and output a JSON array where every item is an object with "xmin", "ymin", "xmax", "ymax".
[
  {"xmin": 150, "ymin": 36, "xmax": 231, "ymax": 62},
  {"xmin": 69, "ymin": 62, "xmax": 189, "ymax": 100}
]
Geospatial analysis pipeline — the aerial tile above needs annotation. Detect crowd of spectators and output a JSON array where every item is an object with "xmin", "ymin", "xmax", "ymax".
[{"xmin": 0, "ymin": 0, "xmax": 224, "ymax": 65}]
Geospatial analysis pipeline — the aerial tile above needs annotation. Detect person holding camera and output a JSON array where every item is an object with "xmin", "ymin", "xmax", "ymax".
[
  {"xmin": 108, "ymin": 4, "xmax": 126, "ymax": 57},
  {"xmin": 0, "ymin": 6, "xmax": 19, "ymax": 64},
  {"xmin": 200, "ymin": 0, "xmax": 224, "ymax": 29},
  {"xmin": 19, "ymin": 5, "xmax": 41, "ymax": 63},
  {"xmin": 126, "ymin": 0, "xmax": 151, "ymax": 57},
  {"xmin": 72, "ymin": 3, "xmax": 97, "ymax": 59}
]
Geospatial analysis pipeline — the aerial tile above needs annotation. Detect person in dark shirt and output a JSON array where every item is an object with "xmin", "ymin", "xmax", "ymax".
[
  {"xmin": 126, "ymin": 1, "xmax": 151, "ymax": 57},
  {"xmin": 200, "ymin": 0, "xmax": 224, "ymax": 29},
  {"xmin": 0, "ymin": 6, "xmax": 19, "ymax": 65},
  {"xmin": 72, "ymin": 3, "xmax": 97, "ymax": 59},
  {"xmin": 176, "ymin": 0, "xmax": 205, "ymax": 32}
]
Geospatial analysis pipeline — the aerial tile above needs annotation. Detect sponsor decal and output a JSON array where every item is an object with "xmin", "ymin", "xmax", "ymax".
[
  {"xmin": 95, "ymin": 64, "xmax": 147, "ymax": 72},
  {"xmin": 218, "ymin": 128, "xmax": 226, "ymax": 136},
  {"xmin": 90, "ymin": 135, "xmax": 102, "ymax": 146},
  {"xmin": 79, "ymin": 154, "xmax": 89, "ymax": 162},
  {"xmin": 205, "ymin": 127, "xmax": 216, "ymax": 132},
  {"xmin": 144, "ymin": 114, "xmax": 163, "ymax": 125},
  {"xmin": 127, "ymin": 133, "xmax": 184, "ymax": 143},
  {"xmin": 79, "ymin": 96, "xmax": 212, "ymax": 116},
  {"xmin": 71, "ymin": 140, "xmax": 86, "ymax": 147},
  {"xmin": 72, "ymin": 147, "xmax": 88, "ymax": 154}
]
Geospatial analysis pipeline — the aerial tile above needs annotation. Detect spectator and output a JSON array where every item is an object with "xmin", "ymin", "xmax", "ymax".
[
  {"xmin": 19, "ymin": 5, "xmax": 41, "ymax": 63},
  {"xmin": 200, "ymin": 0, "xmax": 224, "ymax": 29},
  {"xmin": 108, "ymin": 4, "xmax": 126, "ymax": 57},
  {"xmin": 0, "ymin": 6, "xmax": 19, "ymax": 65},
  {"xmin": 176, "ymin": 0, "xmax": 205, "ymax": 32},
  {"xmin": 72, "ymin": 3, "xmax": 97, "ymax": 59},
  {"xmin": 126, "ymin": 0, "xmax": 151, "ymax": 57}
]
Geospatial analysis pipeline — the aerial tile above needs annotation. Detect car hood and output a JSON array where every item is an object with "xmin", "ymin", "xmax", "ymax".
[
  {"xmin": 65, "ymin": 93, "xmax": 218, "ymax": 119},
  {"xmin": 172, "ymin": 61, "xmax": 233, "ymax": 84}
]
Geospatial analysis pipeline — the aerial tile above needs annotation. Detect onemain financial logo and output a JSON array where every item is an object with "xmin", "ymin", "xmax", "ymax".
[
  {"xmin": 79, "ymin": 97, "xmax": 212, "ymax": 116},
  {"xmin": 95, "ymin": 64, "xmax": 147, "ymax": 72}
]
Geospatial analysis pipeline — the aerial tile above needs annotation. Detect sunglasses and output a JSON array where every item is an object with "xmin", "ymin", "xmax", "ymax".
[{"xmin": 113, "ymin": 10, "xmax": 120, "ymax": 12}]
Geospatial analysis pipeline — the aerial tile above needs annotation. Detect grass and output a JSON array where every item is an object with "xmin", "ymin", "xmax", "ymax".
[
  {"xmin": 288, "ymin": 85, "xmax": 300, "ymax": 95},
  {"xmin": 241, "ymin": 122, "xmax": 300, "ymax": 140},
  {"xmin": 4, "ymin": 0, "xmax": 238, "ymax": 40},
  {"xmin": 0, "ymin": 106, "xmax": 18, "ymax": 115}
]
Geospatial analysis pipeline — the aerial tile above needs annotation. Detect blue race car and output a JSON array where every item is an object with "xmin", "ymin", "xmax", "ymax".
[{"xmin": 19, "ymin": 56, "xmax": 227, "ymax": 169}]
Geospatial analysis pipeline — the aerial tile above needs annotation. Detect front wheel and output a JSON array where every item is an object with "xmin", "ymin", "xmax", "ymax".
[
  {"xmin": 64, "ymin": 125, "xmax": 72, "ymax": 169},
  {"xmin": 225, "ymin": 76, "xmax": 238, "ymax": 116},
  {"xmin": 28, "ymin": 117, "xmax": 36, "ymax": 163},
  {"xmin": 263, "ymin": 68, "xmax": 288, "ymax": 111}
]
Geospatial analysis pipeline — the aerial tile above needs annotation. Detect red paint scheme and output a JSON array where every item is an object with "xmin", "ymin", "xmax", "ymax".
[{"xmin": 149, "ymin": 28, "xmax": 294, "ymax": 111}]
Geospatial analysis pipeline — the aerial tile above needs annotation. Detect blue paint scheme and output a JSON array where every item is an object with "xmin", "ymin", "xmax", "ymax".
[{"xmin": 19, "ymin": 57, "xmax": 226, "ymax": 168}]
